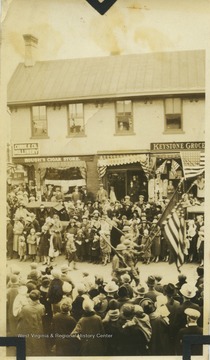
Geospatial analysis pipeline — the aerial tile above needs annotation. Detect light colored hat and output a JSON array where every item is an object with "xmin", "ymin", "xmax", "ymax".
[
  {"xmin": 62, "ymin": 281, "xmax": 72, "ymax": 294},
  {"xmin": 122, "ymin": 226, "xmax": 130, "ymax": 232},
  {"xmin": 51, "ymin": 269, "xmax": 62, "ymax": 279},
  {"xmin": 180, "ymin": 283, "xmax": 197, "ymax": 298},
  {"xmin": 60, "ymin": 264, "xmax": 71, "ymax": 273},
  {"xmin": 82, "ymin": 298, "xmax": 94, "ymax": 312},
  {"xmin": 116, "ymin": 244, "xmax": 126, "ymax": 251},
  {"xmin": 104, "ymin": 281, "xmax": 119, "ymax": 293},
  {"xmin": 184, "ymin": 308, "xmax": 201, "ymax": 319}
]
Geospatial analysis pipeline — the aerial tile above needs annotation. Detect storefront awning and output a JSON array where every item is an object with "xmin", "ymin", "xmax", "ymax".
[{"xmin": 97, "ymin": 154, "xmax": 149, "ymax": 178}]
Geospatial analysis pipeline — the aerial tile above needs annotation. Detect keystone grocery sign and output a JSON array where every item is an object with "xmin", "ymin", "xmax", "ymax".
[{"xmin": 150, "ymin": 142, "xmax": 205, "ymax": 151}]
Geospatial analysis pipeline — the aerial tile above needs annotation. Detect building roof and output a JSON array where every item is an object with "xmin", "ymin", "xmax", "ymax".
[{"xmin": 8, "ymin": 50, "xmax": 205, "ymax": 106}]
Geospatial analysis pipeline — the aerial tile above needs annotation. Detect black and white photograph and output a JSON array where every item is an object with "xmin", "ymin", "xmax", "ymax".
[{"xmin": 1, "ymin": 0, "xmax": 210, "ymax": 358}]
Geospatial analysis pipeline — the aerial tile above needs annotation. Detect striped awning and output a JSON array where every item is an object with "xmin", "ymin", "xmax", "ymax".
[{"xmin": 97, "ymin": 154, "xmax": 149, "ymax": 178}]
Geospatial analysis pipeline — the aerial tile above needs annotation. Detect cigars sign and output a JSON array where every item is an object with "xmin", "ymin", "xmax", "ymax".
[{"xmin": 150, "ymin": 142, "xmax": 205, "ymax": 151}]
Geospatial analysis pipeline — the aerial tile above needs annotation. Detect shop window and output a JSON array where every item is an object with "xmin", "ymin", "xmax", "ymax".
[
  {"xmin": 31, "ymin": 106, "xmax": 48, "ymax": 137},
  {"xmin": 68, "ymin": 103, "xmax": 85, "ymax": 136},
  {"xmin": 115, "ymin": 100, "xmax": 133, "ymax": 134},
  {"xmin": 164, "ymin": 98, "xmax": 182, "ymax": 132}
]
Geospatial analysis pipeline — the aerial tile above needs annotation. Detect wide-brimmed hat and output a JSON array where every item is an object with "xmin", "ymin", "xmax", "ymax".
[
  {"xmin": 180, "ymin": 283, "xmax": 197, "ymax": 298},
  {"xmin": 60, "ymin": 264, "xmax": 71, "ymax": 273},
  {"xmin": 104, "ymin": 281, "xmax": 119, "ymax": 293},
  {"xmin": 135, "ymin": 286, "xmax": 146, "ymax": 296},
  {"xmin": 146, "ymin": 276, "xmax": 156, "ymax": 286},
  {"xmin": 27, "ymin": 270, "xmax": 41, "ymax": 281},
  {"xmin": 51, "ymin": 269, "xmax": 62, "ymax": 279},
  {"xmin": 116, "ymin": 244, "xmax": 126, "ymax": 251},
  {"xmin": 122, "ymin": 226, "xmax": 130, "ymax": 232},
  {"xmin": 163, "ymin": 283, "xmax": 176, "ymax": 297}
]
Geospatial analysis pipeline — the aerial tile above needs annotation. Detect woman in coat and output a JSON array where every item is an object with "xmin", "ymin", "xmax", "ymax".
[
  {"xmin": 27, "ymin": 228, "xmax": 37, "ymax": 261},
  {"xmin": 71, "ymin": 298, "xmax": 106, "ymax": 356},
  {"xmin": 17, "ymin": 290, "xmax": 46, "ymax": 356}
]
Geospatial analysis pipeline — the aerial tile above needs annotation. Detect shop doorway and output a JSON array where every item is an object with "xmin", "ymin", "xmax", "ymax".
[{"xmin": 106, "ymin": 166, "xmax": 148, "ymax": 202}]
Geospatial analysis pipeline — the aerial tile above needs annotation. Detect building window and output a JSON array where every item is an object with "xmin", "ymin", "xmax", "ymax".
[
  {"xmin": 164, "ymin": 98, "xmax": 182, "ymax": 132},
  {"xmin": 31, "ymin": 106, "xmax": 47, "ymax": 137},
  {"xmin": 116, "ymin": 100, "xmax": 133, "ymax": 134},
  {"xmin": 68, "ymin": 103, "xmax": 85, "ymax": 136}
]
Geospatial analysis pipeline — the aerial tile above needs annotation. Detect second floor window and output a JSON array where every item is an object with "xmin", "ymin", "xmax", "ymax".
[
  {"xmin": 116, "ymin": 100, "xmax": 133, "ymax": 134},
  {"xmin": 31, "ymin": 106, "xmax": 47, "ymax": 137},
  {"xmin": 68, "ymin": 103, "xmax": 85, "ymax": 136},
  {"xmin": 165, "ymin": 98, "xmax": 182, "ymax": 132}
]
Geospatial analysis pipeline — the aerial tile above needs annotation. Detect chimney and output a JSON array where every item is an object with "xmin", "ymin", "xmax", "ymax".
[{"xmin": 23, "ymin": 34, "xmax": 38, "ymax": 67}]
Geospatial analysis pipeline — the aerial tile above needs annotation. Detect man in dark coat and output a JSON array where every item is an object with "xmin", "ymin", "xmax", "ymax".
[
  {"xmin": 52, "ymin": 298, "xmax": 79, "ymax": 355},
  {"xmin": 176, "ymin": 308, "xmax": 203, "ymax": 355}
]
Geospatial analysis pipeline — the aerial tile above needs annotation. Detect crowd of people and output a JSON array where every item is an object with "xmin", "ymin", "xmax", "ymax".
[
  {"xmin": 6, "ymin": 181, "xmax": 205, "ymax": 356},
  {"xmin": 6, "ymin": 182, "xmax": 204, "ymax": 266},
  {"xmin": 7, "ymin": 261, "xmax": 204, "ymax": 356}
]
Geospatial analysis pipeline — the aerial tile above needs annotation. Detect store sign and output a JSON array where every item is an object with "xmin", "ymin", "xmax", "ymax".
[
  {"xmin": 13, "ymin": 143, "xmax": 39, "ymax": 156},
  {"xmin": 20, "ymin": 156, "xmax": 80, "ymax": 163},
  {"xmin": 150, "ymin": 142, "xmax": 205, "ymax": 151}
]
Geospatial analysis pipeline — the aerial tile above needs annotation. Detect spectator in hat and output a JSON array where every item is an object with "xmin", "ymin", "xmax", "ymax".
[
  {"xmin": 104, "ymin": 281, "xmax": 119, "ymax": 304},
  {"xmin": 71, "ymin": 186, "xmax": 82, "ymax": 204},
  {"xmin": 7, "ymin": 217, "xmax": 14, "ymax": 260},
  {"xmin": 27, "ymin": 227, "xmax": 37, "ymax": 262},
  {"xmin": 37, "ymin": 203, "xmax": 48, "ymax": 228},
  {"xmin": 119, "ymin": 303, "xmax": 148, "ymax": 355},
  {"xmin": 176, "ymin": 308, "xmax": 203, "ymax": 355},
  {"xmin": 97, "ymin": 184, "xmax": 108, "ymax": 203},
  {"xmin": 39, "ymin": 276, "xmax": 52, "ymax": 330},
  {"xmin": 140, "ymin": 298, "xmax": 171, "ymax": 355},
  {"xmin": 17, "ymin": 290, "xmax": 46, "ymax": 356},
  {"xmin": 39, "ymin": 225, "xmax": 51, "ymax": 265},
  {"xmin": 13, "ymin": 216, "xmax": 24, "ymax": 258},
  {"xmin": 120, "ymin": 273, "xmax": 134, "ymax": 298},
  {"xmin": 173, "ymin": 283, "xmax": 201, "ymax": 334},
  {"xmin": 141, "ymin": 229, "xmax": 152, "ymax": 264},
  {"xmin": 7, "ymin": 275, "xmax": 20, "ymax": 336},
  {"xmin": 163, "ymin": 283, "xmax": 180, "ymax": 354},
  {"xmin": 47, "ymin": 269, "xmax": 64, "ymax": 313},
  {"xmin": 60, "ymin": 264, "xmax": 75, "ymax": 288},
  {"xmin": 71, "ymin": 283, "xmax": 88, "ymax": 321},
  {"xmin": 145, "ymin": 276, "xmax": 162, "ymax": 302},
  {"xmin": 90, "ymin": 234, "xmax": 100, "ymax": 264},
  {"xmin": 154, "ymin": 275, "xmax": 164, "ymax": 293},
  {"xmin": 131, "ymin": 285, "xmax": 146, "ymax": 304},
  {"xmin": 71, "ymin": 298, "xmax": 105, "ymax": 356},
  {"xmin": 52, "ymin": 297, "xmax": 78, "ymax": 355},
  {"xmin": 13, "ymin": 285, "xmax": 29, "ymax": 318},
  {"xmin": 102, "ymin": 299, "xmax": 121, "ymax": 355}
]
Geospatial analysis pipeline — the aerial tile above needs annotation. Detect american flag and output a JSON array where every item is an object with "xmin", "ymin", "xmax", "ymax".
[
  {"xmin": 155, "ymin": 160, "xmax": 166, "ymax": 174},
  {"xmin": 162, "ymin": 200, "xmax": 186, "ymax": 271},
  {"xmin": 171, "ymin": 159, "xmax": 180, "ymax": 176},
  {"xmin": 180, "ymin": 151, "xmax": 205, "ymax": 179}
]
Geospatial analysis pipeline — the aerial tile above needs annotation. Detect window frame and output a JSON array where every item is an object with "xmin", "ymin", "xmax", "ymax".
[
  {"xmin": 164, "ymin": 98, "xmax": 183, "ymax": 134},
  {"xmin": 31, "ymin": 105, "xmax": 48, "ymax": 138},
  {"xmin": 67, "ymin": 103, "xmax": 85, "ymax": 137},
  {"xmin": 115, "ymin": 100, "xmax": 134, "ymax": 135}
]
